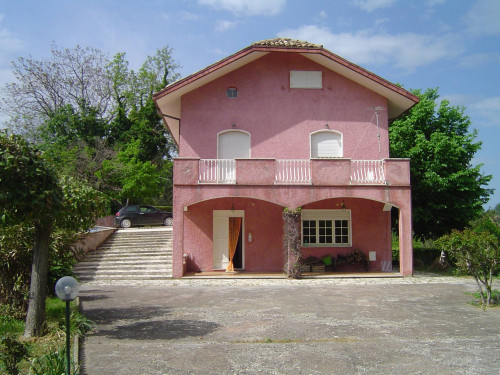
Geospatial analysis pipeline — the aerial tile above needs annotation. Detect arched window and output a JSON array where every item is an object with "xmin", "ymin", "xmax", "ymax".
[
  {"xmin": 310, "ymin": 130, "xmax": 343, "ymax": 158},
  {"xmin": 217, "ymin": 130, "xmax": 250, "ymax": 159}
]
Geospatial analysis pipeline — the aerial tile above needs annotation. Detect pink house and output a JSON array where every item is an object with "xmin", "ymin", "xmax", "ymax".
[{"xmin": 153, "ymin": 38, "xmax": 419, "ymax": 278}]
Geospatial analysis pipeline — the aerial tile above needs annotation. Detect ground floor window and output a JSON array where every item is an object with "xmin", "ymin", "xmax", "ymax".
[{"xmin": 301, "ymin": 209, "xmax": 351, "ymax": 247}]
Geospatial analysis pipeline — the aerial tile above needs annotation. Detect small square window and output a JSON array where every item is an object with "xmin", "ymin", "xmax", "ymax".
[{"xmin": 227, "ymin": 88, "xmax": 238, "ymax": 98}]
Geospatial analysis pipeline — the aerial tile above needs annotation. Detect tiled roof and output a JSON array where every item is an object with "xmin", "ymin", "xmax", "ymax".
[{"xmin": 252, "ymin": 38, "xmax": 323, "ymax": 49}]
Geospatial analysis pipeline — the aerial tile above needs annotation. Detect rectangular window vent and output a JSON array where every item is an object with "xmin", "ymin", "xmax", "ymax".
[
  {"xmin": 290, "ymin": 71, "xmax": 322, "ymax": 89},
  {"xmin": 227, "ymin": 88, "xmax": 238, "ymax": 98}
]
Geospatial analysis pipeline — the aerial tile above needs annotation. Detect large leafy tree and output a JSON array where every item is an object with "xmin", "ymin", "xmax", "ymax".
[
  {"xmin": 389, "ymin": 88, "xmax": 492, "ymax": 239},
  {"xmin": 1, "ymin": 44, "xmax": 112, "ymax": 143},
  {"xmin": 2, "ymin": 43, "xmax": 180, "ymax": 207},
  {"xmin": 1, "ymin": 134, "xmax": 62, "ymax": 337},
  {"xmin": 0, "ymin": 134, "xmax": 107, "ymax": 337}
]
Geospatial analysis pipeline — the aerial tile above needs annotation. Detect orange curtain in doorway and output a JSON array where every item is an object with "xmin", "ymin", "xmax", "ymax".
[{"xmin": 225, "ymin": 217, "xmax": 242, "ymax": 272}]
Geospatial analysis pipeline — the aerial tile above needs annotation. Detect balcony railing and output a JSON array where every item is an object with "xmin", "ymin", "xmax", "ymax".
[
  {"xmin": 199, "ymin": 159, "xmax": 235, "ymax": 184},
  {"xmin": 350, "ymin": 160, "xmax": 386, "ymax": 183},
  {"xmin": 275, "ymin": 160, "xmax": 311, "ymax": 184},
  {"xmin": 190, "ymin": 158, "xmax": 398, "ymax": 186}
]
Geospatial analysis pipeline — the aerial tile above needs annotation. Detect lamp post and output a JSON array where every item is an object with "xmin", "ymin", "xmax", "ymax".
[{"xmin": 55, "ymin": 276, "xmax": 79, "ymax": 375}]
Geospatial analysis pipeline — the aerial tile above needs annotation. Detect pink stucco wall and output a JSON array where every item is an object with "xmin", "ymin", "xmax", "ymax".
[
  {"xmin": 180, "ymin": 52, "xmax": 389, "ymax": 161},
  {"xmin": 168, "ymin": 50, "xmax": 413, "ymax": 278},
  {"xmin": 180, "ymin": 196, "xmax": 392, "ymax": 273},
  {"xmin": 301, "ymin": 198, "xmax": 391, "ymax": 271},
  {"xmin": 183, "ymin": 198, "xmax": 284, "ymax": 273}
]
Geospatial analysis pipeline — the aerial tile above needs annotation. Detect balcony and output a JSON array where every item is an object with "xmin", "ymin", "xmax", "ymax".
[{"xmin": 174, "ymin": 158, "xmax": 410, "ymax": 186}]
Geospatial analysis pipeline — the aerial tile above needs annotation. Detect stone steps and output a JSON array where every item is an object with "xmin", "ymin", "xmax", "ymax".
[{"xmin": 74, "ymin": 228, "xmax": 173, "ymax": 282}]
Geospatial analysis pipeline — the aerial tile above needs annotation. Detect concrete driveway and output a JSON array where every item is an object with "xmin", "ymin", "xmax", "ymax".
[{"xmin": 79, "ymin": 277, "xmax": 500, "ymax": 375}]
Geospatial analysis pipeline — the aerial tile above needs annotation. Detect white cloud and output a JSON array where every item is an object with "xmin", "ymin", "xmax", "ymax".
[
  {"xmin": 469, "ymin": 97, "xmax": 500, "ymax": 127},
  {"xmin": 161, "ymin": 11, "xmax": 202, "ymax": 22},
  {"xmin": 443, "ymin": 94, "xmax": 500, "ymax": 128},
  {"xmin": 215, "ymin": 19, "xmax": 240, "ymax": 32},
  {"xmin": 0, "ymin": 17, "xmax": 24, "ymax": 53},
  {"xmin": 375, "ymin": 18, "xmax": 389, "ymax": 26},
  {"xmin": 464, "ymin": 0, "xmax": 500, "ymax": 36},
  {"xmin": 459, "ymin": 53, "xmax": 500, "ymax": 68},
  {"xmin": 0, "ymin": 15, "xmax": 25, "ymax": 67},
  {"xmin": 278, "ymin": 25, "xmax": 464, "ymax": 72},
  {"xmin": 351, "ymin": 0, "xmax": 398, "ymax": 12},
  {"xmin": 426, "ymin": 0, "xmax": 447, "ymax": 6},
  {"xmin": 198, "ymin": 0, "xmax": 286, "ymax": 16},
  {"xmin": 178, "ymin": 11, "xmax": 202, "ymax": 21}
]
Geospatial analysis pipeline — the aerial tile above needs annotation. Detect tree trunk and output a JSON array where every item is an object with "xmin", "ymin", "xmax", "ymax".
[{"xmin": 24, "ymin": 222, "xmax": 51, "ymax": 338}]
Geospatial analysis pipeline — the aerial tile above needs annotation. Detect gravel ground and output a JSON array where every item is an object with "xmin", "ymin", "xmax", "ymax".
[{"xmin": 79, "ymin": 274, "xmax": 500, "ymax": 375}]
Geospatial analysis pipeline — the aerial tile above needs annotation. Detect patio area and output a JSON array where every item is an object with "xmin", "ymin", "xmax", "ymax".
[{"xmin": 182, "ymin": 271, "xmax": 403, "ymax": 279}]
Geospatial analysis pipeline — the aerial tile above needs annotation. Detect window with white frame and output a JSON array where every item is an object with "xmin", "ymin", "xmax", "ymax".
[
  {"xmin": 290, "ymin": 71, "xmax": 322, "ymax": 89},
  {"xmin": 311, "ymin": 130, "xmax": 343, "ymax": 158},
  {"xmin": 301, "ymin": 209, "xmax": 351, "ymax": 247}
]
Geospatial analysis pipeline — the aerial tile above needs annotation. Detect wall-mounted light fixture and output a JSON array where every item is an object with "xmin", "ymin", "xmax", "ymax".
[
  {"xmin": 248, "ymin": 233, "xmax": 253, "ymax": 242},
  {"xmin": 325, "ymin": 123, "xmax": 329, "ymax": 129},
  {"xmin": 341, "ymin": 200, "xmax": 346, "ymax": 209},
  {"xmin": 232, "ymin": 123, "xmax": 236, "ymax": 128}
]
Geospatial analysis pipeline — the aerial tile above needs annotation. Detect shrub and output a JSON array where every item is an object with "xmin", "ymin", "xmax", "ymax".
[
  {"xmin": 0, "ymin": 225, "xmax": 33, "ymax": 315},
  {"xmin": 0, "ymin": 335, "xmax": 29, "ymax": 375},
  {"xmin": 29, "ymin": 347, "xmax": 78, "ymax": 375},
  {"xmin": 436, "ymin": 215, "xmax": 499, "ymax": 306}
]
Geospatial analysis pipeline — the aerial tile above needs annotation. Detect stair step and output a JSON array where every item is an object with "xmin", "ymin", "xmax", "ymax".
[
  {"xmin": 75, "ymin": 262, "xmax": 171, "ymax": 269},
  {"xmin": 77, "ymin": 275, "xmax": 172, "ymax": 281},
  {"xmin": 86, "ymin": 250, "xmax": 172, "ymax": 259},
  {"xmin": 75, "ymin": 226, "xmax": 174, "ymax": 283}
]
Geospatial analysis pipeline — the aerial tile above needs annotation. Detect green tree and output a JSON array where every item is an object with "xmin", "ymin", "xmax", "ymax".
[
  {"xmin": 1, "ymin": 44, "xmax": 112, "ymax": 142},
  {"xmin": 1, "ymin": 134, "xmax": 62, "ymax": 337},
  {"xmin": 2, "ymin": 44, "xmax": 179, "ymax": 209},
  {"xmin": 436, "ymin": 214, "xmax": 499, "ymax": 306},
  {"xmin": 389, "ymin": 88, "xmax": 492, "ymax": 239},
  {"xmin": 0, "ymin": 134, "xmax": 107, "ymax": 337},
  {"xmin": 99, "ymin": 140, "xmax": 163, "ymax": 203}
]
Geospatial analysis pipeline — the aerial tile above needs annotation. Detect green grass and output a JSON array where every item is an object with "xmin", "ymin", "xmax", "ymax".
[
  {"xmin": 0, "ymin": 315, "xmax": 24, "ymax": 337},
  {"xmin": 466, "ymin": 289, "xmax": 500, "ymax": 307},
  {"xmin": 1, "ymin": 297, "xmax": 88, "ymax": 374}
]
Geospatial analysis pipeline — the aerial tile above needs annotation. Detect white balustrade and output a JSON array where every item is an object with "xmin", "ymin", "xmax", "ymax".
[
  {"xmin": 199, "ymin": 159, "xmax": 236, "ymax": 183},
  {"xmin": 275, "ymin": 160, "xmax": 311, "ymax": 184},
  {"xmin": 350, "ymin": 160, "xmax": 386, "ymax": 183}
]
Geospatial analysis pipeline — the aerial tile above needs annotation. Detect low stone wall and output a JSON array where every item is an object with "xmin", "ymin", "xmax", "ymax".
[{"xmin": 74, "ymin": 227, "xmax": 117, "ymax": 256}]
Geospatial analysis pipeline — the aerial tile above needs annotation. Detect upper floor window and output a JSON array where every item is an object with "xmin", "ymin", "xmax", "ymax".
[
  {"xmin": 310, "ymin": 130, "xmax": 343, "ymax": 158},
  {"xmin": 290, "ymin": 71, "xmax": 322, "ymax": 89},
  {"xmin": 227, "ymin": 87, "xmax": 238, "ymax": 98},
  {"xmin": 217, "ymin": 130, "xmax": 250, "ymax": 159}
]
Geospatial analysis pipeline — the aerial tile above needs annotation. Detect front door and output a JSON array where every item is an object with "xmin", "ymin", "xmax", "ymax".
[{"xmin": 213, "ymin": 210, "xmax": 244, "ymax": 270}]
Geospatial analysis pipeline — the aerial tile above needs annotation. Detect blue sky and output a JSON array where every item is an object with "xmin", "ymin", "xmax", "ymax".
[{"xmin": 0, "ymin": 0, "xmax": 499, "ymax": 208}]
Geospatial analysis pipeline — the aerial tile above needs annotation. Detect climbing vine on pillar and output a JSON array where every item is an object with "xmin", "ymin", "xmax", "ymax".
[{"xmin": 282, "ymin": 207, "xmax": 302, "ymax": 278}]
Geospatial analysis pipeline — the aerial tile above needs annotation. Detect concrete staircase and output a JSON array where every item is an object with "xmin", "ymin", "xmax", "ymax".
[{"xmin": 74, "ymin": 227, "xmax": 173, "ymax": 283}]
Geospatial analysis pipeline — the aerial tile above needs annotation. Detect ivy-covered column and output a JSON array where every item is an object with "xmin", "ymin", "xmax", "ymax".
[{"xmin": 282, "ymin": 208, "xmax": 302, "ymax": 278}]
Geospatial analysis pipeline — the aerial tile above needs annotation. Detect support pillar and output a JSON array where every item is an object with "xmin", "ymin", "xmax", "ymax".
[{"xmin": 398, "ymin": 203, "xmax": 413, "ymax": 276}]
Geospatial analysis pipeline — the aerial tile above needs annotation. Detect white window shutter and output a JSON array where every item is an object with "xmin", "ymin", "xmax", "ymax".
[
  {"xmin": 290, "ymin": 71, "xmax": 322, "ymax": 89},
  {"xmin": 311, "ymin": 131, "xmax": 342, "ymax": 158},
  {"xmin": 218, "ymin": 131, "xmax": 250, "ymax": 159},
  {"xmin": 306, "ymin": 71, "xmax": 322, "ymax": 89}
]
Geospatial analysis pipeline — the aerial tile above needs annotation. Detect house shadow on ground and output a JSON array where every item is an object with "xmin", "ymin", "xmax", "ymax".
[{"xmin": 80, "ymin": 302, "xmax": 220, "ymax": 341}]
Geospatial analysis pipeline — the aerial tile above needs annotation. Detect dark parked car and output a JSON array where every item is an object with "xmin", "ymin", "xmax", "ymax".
[{"xmin": 114, "ymin": 205, "xmax": 173, "ymax": 228}]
